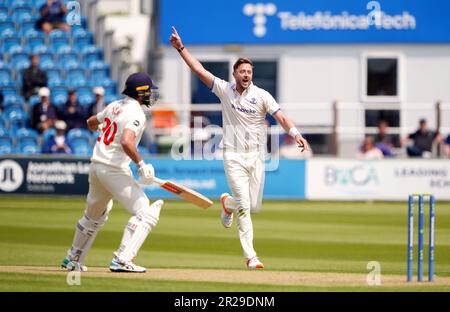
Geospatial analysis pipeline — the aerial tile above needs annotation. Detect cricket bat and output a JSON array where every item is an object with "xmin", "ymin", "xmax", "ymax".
[{"xmin": 153, "ymin": 177, "xmax": 213, "ymax": 209}]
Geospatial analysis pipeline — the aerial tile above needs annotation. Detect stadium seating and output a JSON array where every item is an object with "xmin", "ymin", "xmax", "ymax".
[
  {"xmin": 0, "ymin": 67, "xmax": 12, "ymax": 86},
  {"xmin": 0, "ymin": 0, "xmax": 120, "ymax": 155},
  {"xmin": 17, "ymin": 140, "xmax": 39, "ymax": 154},
  {"xmin": 67, "ymin": 128, "xmax": 91, "ymax": 146},
  {"xmin": 71, "ymin": 140, "xmax": 91, "ymax": 156},
  {"xmin": 50, "ymin": 86, "xmax": 68, "ymax": 108},
  {"xmin": 76, "ymin": 86, "xmax": 94, "ymax": 106}
]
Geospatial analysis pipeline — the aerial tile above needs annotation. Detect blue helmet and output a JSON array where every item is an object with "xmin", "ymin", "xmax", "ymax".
[
  {"xmin": 122, "ymin": 72, "xmax": 157, "ymax": 96},
  {"xmin": 122, "ymin": 72, "xmax": 158, "ymax": 106}
]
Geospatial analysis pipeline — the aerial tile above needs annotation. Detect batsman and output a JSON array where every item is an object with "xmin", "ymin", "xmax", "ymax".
[
  {"xmin": 62, "ymin": 72, "xmax": 162, "ymax": 273},
  {"xmin": 170, "ymin": 27, "xmax": 309, "ymax": 269}
]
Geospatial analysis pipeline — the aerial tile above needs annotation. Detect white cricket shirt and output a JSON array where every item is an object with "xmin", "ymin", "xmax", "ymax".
[
  {"xmin": 91, "ymin": 96, "xmax": 146, "ymax": 169},
  {"xmin": 212, "ymin": 77, "xmax": 280, "ymax": 153}
]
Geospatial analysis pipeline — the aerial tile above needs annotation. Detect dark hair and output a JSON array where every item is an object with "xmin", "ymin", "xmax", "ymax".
[{"xmin": 233, "ymin": 57, "xmax": 253, "ymax": 72}]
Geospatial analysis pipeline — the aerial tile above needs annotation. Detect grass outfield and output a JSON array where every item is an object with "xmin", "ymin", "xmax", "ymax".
[{"xmin": 0, "ymin": 196, "xmax": 449, "ymax": 291}]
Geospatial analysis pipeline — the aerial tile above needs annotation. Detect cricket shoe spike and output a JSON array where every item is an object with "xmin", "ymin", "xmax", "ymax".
[
  {"xmin": 246, "ymin": 256, "xmax": 264, "ymax": 269},
  {"xmin": 61, "ymin": 257, "xmax": 88, "ymax": 272},
  {"xmin": 220, "ymin": 193, "xmax": 233, "ymax": 228},
  {"xmin": 109, "ymin": 258, "xmax": 146, "ymax": 273}
]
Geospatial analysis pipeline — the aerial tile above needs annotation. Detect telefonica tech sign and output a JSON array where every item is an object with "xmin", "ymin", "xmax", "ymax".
[{"xmin": 161, "ymin": 0, "xmax": 450, "ymax": 44}]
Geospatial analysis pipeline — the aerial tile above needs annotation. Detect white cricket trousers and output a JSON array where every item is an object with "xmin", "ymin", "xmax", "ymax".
[
  {"xmin": 224, "ymin": 151, "xmax": 265, "ymax": 259},
  {"xmin": 86, "ymin": 162, "xmax": 149, "ymax": 219}
]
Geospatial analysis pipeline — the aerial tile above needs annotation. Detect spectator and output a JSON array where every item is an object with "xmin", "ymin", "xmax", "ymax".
[
  {"xmin": 36, "ymin": 0, "xmax": 70, "ymax": 34},
  {"xmin": 61, "ymin": 89, "xmax": 87, "ymax": 130},
  {"xmin": 445, "ymin": 134, "xmax": 450, "ymax": 158},
  {"xmin": 356, "ymin": 136, "xmax": 384, "ymax": 160},
  {"xmin": 279, "ymin": 134, "xmax": 312, "ymax": 159},
  {"xmin": 42, "ymin": 120, "xmax": 72, "ymax": 154},
  {"xmin": 31, "ymin": 87, "xmax": 58, "ymax": 133},
  {"xmin": 88, "ymin": 86, "xmax": 106, "ymax": 116},
  {"xmin": 374, "ymin": 120, "xmax": 398, "ymax": 157},
  {"xmin": 404, "ymin": 118, "xmax": 442, "ymax": 158},
  {"xmin": 22, "ymin": 55, "xmax": 48, "ymax": 101}
]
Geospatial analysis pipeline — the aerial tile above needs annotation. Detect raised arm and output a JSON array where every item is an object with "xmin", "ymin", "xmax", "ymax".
[
  {"xmin": 169, "ymin": 26, "xmax": 214, "ymax": 89},
  {"xmin": 273, "ymin": 110, "xmax": 309, "ymax": 152}
]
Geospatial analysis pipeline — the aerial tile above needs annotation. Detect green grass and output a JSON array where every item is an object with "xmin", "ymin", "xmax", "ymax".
[{"xmin": 0, "ymin": 196, "xmax": 449, "ymax": 291}]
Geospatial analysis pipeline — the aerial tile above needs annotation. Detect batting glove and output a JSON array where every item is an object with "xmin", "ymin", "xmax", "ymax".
[{"xmin": 138, "ymin": 161, "xmax": 155, "ymax": 184}]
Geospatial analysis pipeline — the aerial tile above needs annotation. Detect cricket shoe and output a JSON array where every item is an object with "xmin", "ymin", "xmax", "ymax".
[
  {"xmin": 246, "ymin": 256, "xmax": 264, "ymax": 269},
  {"xmin": 109, "ymin": 258, "xmax": 146, "ymax": 273},
  {"xmin": 61, "ymin": 257, "xmax": 88, "ymax": 272},
  {"xmin": 220, "ymin": 193, "xmax": 233, "ymax": 228}
]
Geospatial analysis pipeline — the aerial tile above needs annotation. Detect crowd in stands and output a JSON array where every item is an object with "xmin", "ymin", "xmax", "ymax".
[
  {"xmin": 356, "ymin": 118, "xmax": 448, "ymax": 160},
  {"xmin": 0, "ymin": 0, "xmax": 122, "ymax": 156}
]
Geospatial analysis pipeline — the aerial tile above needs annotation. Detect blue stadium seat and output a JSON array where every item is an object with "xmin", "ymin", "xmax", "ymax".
[
  {"xmin": 9, "ymin": 0, "xmax": 29, "ymax": 9},
  {"xmin": 25, "ymin": 36, "xmax": 46, "ymax": 53},
  {"xmin": 0, "ymin": 21, "xmax": 15, "ymax": 38},
  {"xmin": 0, "ymin": 123, "xmax": 9, "ymax": 135},
  {"xmin": 71, "ymin": 141, "xmax": 91, "ymax": 156},
  {"xmin": 0, "ymin": 68, "xmax": 12, "ymax": 86},
  {"xmin": 50, "ymin": 86, "xmax": 67, "ymax": 108},
  {"xmin": 0, "ymin": 6, "xmax": 8, "ymax": 21},
  {"xmin": 7, "ymin": 44, "xmax": 24, "ymax": 55},
  {"xmin": 16, "ymin": 127, "xmax": 38, "ymax": 138},
  {"xmin": 0, "ymin": 85, "xmax": 15, "ymax": 96},
  {"xmin": 49, "ymin": 29, "xmax": 69, "ymax": 39},
  {"xmin": 11, "ymin": 7, "xmax": 33, "ymax": 24},
  {"xmin": 82, "ymin": 47, "xmax": 103, "ymax": 68},
  {"xmin": 30, "ymin": 43, "xmax": 48, "ymax": 54},
  {"xmin": 18, "ymin": 140, "xmax": 39, "ymax": 154},
  {"xmin": 58, "ymin": 51, "xmax": 78, "ymax": 65},
  {"xmin": 32, "ymin": 0, "xmax": 47, "ymax": 10},
  {"xmin": 50, "ymin": 39, "xmax": 71, "ymax": 54},
  {"xmin": 95, "ymin": 77, "xmax": 117, "ymax": 95},
  {"xmin": 10, "ymin": 51, "xmax": 30, "ymax": 72},
  {"xmin": 0, "ymin": 59, "xmax": 9, "ymax": 68},
  {"xmin": 1, "ymin": 36, "xmax": 21, "ymax": 54},
  {"xmin": 42, "ymin": 127, "xmax": 56, "ymax": 142},
  {"xmin": 65, "ymin": 68, "xmax": 85, "ymax": 88},
  {"xmin": 81, "ymin": 44, "xmax": 102, "ymax": 56},
  {"xmin": 15, "ymin": 127, "xmax": 38, "ymax": 145},
  {"xmin": 3, "ymin": 93, "xmax": 24, "ymax": 108},
  {"xmin": 18, "ymin": 21, "xmax": 39, "ymax": 37},
  {"xmin": 67, "ymin": 128, "xmax": 91, "ymax": 144},
  {"xmin": 0, "ymin": 137, "xmax": 13, "ymax": 154},
  {"xmin": 38, "ymin": 52, "xmax": 55, "ymax": 70},
  {"xmin": 55, "ymin": 44, "xmax": 76, "ymax": 55},
  {"xmin": 5, "ymin": 107, "xmax": 28, "ymax": 128},
  {"xmin": 77, "ymin": 87, "xmax": 94, "ymax": 107},
  {"xmin": 72, "ymin": 28, "xmax": 93, "ymax": 46},
  {"xmin": 46, "ymin": 68, "xmax": 63, "ymax": 86},
  {"xmin": 28, "ymin": 94, "xmax": 40, "ymax": 107},
  {"xmin": 59, "ymin": 57, "xmax": 81, "ymax": 71}
]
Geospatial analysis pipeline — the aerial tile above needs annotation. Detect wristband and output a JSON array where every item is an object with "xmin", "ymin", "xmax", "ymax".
[
  {"xmin": 177, "ymin": 46, "xmax": 185, "ymax": 53},
  {"xmin": 288, "ymin": 127, "xmax": 301, "ymax": 138},
  {"xmin": 138, "ymin": 160, "xmax": 145, "ymax": 168}
]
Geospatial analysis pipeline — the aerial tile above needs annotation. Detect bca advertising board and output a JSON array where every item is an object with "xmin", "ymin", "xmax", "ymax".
[{"xmin": 306, "ymin": 159, "xmax": 450, "ymax": 200}]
